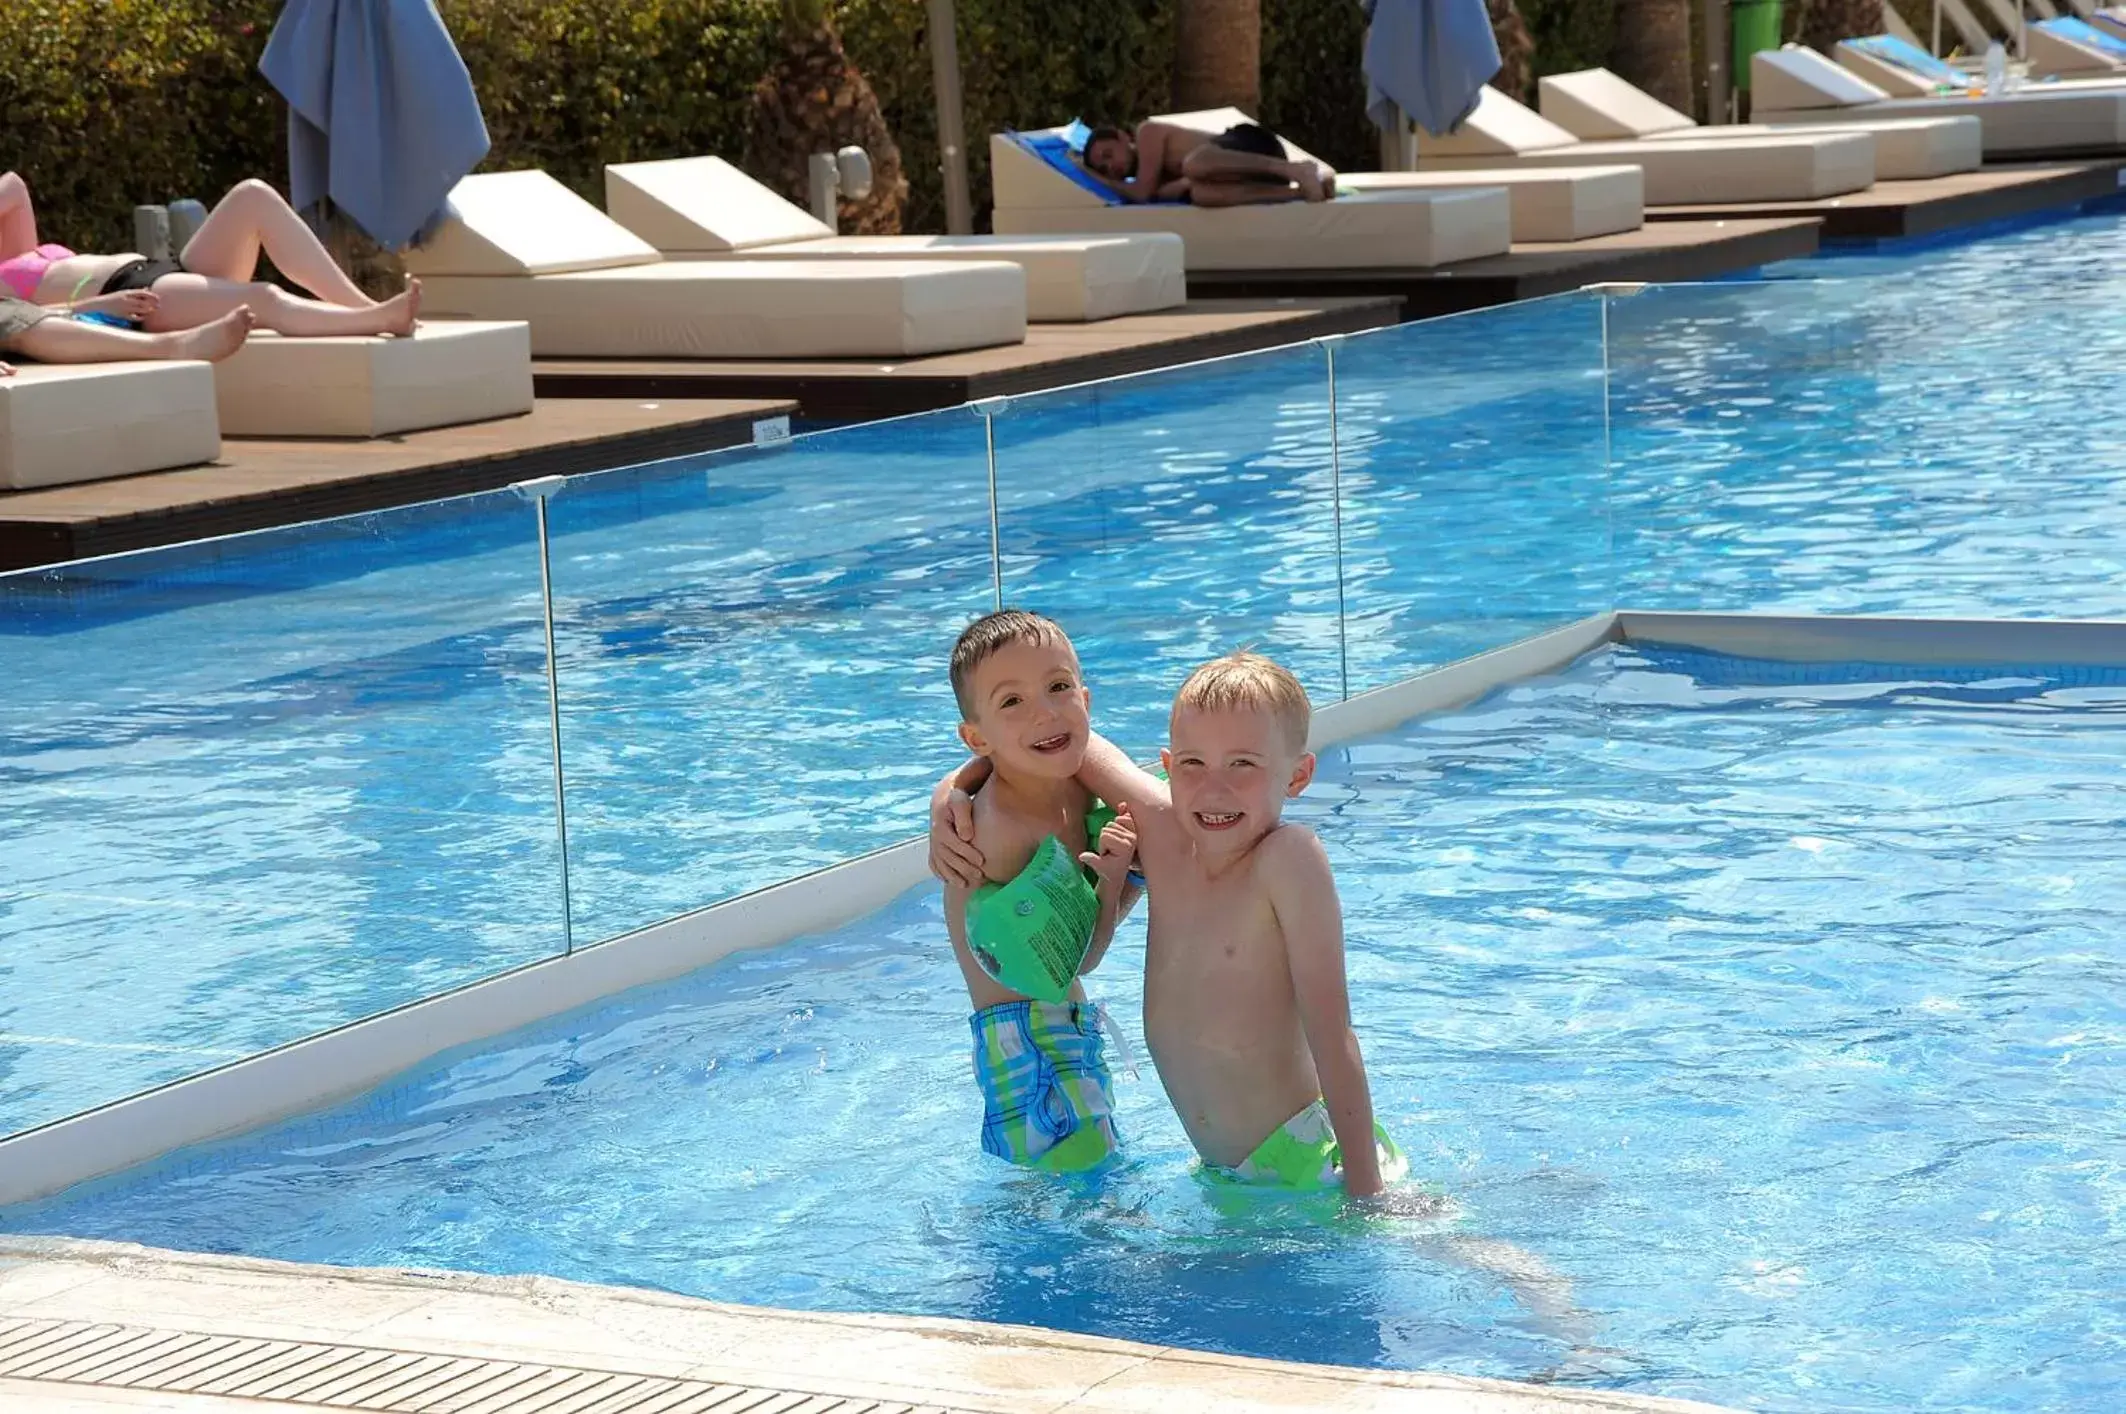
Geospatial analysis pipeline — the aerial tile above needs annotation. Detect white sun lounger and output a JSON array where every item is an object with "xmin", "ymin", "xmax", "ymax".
[
  {"xmin": 1837, "ymin": 30, "xmax": 2126, "ymax": 90},
  {"xmin": 988, "ymin": 119, "xmax": 1513, "ymax": 269},
  {"xmin": 0, "ymin": 362, "xmax": 220, "ymax": 490},
  {"xmin": 1132, "ymin": 106, "xmax": 1644, "ymax": 241},
  {"xmin": 1416, "ymin": 87, "xmax": 1877, "ymax": 204},
  {"xmin": 1755, "ymin": 45, "xmax": 2126, "ymax": 156},
  {"xmin": 602, "ymin": 156, "xmax": 1184, "ymax": 323},
  {"xmin": 402, "ymin": 171, "xmax": 1028, "ymax": 359},
  {"xmin": 1536, "ymin": 67, "xmax": 1980, "ymax": 179}
]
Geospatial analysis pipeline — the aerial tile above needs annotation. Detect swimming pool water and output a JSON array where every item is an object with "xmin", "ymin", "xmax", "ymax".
[
  {"xmin": 9, "ymin": 206, "xmax": 2126, "ymax": 1134},
  {"xmin": 12, "ymin": 644, "xmax": 2122, "ymax": 1413}
]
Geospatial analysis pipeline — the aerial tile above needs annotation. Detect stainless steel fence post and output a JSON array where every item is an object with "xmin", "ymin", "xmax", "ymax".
[{"xmin": 513, "ymin": 475, "xmax": 575, "ymax": 955}]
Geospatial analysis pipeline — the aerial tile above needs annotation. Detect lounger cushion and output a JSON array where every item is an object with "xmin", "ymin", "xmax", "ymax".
[
  {"xmin": 1538, "ymin": 69, "xmax": 1697, "ymax": 139},
  {"xmin": 1336, "ymin": 166, "xmax": 1644, "ymax": 241},
  {"xmin": 0, "ymin": 362, "xmax": 219, "ymax": 490},
  {"xmin": 989, "ymin": 128, "xmax": 1513, "ymax": 269},
  {"xmin": 602, "ymin": 155, "xmax": 1184, "ymax": 321},
  {"xmin": 403, "ymin": 170, "xmax": 659, "ymax": 277},
  {"xmin": 419, "ymin": 260, "xmax": 1028, "ymax": 359},
  {"xmin": 604, "ymin": 157, "xmax": 834, "ymax": 252},
  {"xmin": 1641, "ymin": 117, "xmax": 1978, "ymax": 179},
  {"xmin": 213, "ymin": 323, "xmax": 534, "ymax": 438}
]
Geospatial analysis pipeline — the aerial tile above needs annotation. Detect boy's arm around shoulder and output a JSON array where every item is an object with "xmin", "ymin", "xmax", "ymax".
[
  {"xmin": 1076, "ymin": 732, "xmax": 1171, "ymax": 817},
  {"xmin": 1263, "ymin": 825, "xmax": 1384, "ymax": 1197}
]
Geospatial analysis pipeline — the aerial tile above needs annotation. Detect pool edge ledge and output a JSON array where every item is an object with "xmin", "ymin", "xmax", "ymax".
[{"xmin": 0, "ymin": 1234, "xmax": 1749, "ymax": 1414}]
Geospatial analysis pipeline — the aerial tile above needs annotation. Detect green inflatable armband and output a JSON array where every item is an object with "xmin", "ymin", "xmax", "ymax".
[{"xmin": 966, "ymin": 835, "xmax": 1100, "ymax": 1003}]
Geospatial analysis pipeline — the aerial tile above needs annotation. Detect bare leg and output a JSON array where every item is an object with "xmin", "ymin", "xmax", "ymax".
[
  {"xmin": 1187, "ymin": 179, "xmax": 1306, "ymax": 208},
  {"xmin": 0, "ymin": 171, "xmax": 38, "ymax": 259},
  {"xmin": 1182, "ymin": 146, "xmax": 1329, "ymax": 202},
  {"xmin": 178, "ymin": 180, "xmax": 374, "ymax": 307},
  {"xmin": 145, "ymin": 274, "xmax": 419, "ymax": 338},
  {"xmin": 8, "ymin": 308, "xmax": 254, "ymax": 363}
]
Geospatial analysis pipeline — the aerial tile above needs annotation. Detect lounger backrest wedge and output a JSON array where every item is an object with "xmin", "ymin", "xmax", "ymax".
[
  {"xmin": 404, "ymin": 170, "xmax": 1029, "ymax": 359},
  {"xmin": 602, "ymin": 156, "xmax": 1185, "ymax": 322},
  {"xmin": 2030, "ymin": 17, "xmax": 2126, "ymax": 74},
  {"xmin": 988, "ymin": 120, "xmax": 1512, "ymax": 271},
  {"xmin": 1536, "ymin": 69, "xmax": 1697, "ymax": 140}
]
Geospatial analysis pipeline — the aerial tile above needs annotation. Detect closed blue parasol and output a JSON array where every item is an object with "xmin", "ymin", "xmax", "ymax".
[
  {"xmin": 260, "ymin": 0, "xmax": 491, "ymax": 250},
  {"xmin": 1363, "ymin": 0, "xmax": 1502, "ymax": 138}
]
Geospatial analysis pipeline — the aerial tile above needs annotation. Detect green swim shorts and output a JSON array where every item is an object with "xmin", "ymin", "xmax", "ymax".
[
  {"xmin": 971, "ymin": 998, "xmax": 1119, "ymax": 1172},
  {"xmin": 1208, "ymin": 1098, "xmax": 1409, "ymax": 1191}
]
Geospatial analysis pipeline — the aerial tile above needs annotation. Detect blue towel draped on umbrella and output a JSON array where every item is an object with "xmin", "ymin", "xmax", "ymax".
[
  {"xmin": 1363, "ymin": 0, "xmax": 1502, "ymax": 137},
  {"xmin": 260, "ymin": 0, "xmax": 491, "ymax": 250}
]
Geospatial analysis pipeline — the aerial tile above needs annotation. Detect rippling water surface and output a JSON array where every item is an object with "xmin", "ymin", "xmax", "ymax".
[
  {"xmin": 12, "ymin": 645, "xmax": 2123, "ymax": 1413},
  {"xmin": 5, "ymin": 209, "xmax": 2126, "ymax": 1133}
]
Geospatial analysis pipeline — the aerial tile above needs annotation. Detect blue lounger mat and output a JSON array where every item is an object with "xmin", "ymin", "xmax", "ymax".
[
  {"xmin": 1847, "ymin": 33, "xmax": 1969, "ymax": 88},
  {"xmin": 2040, "ymin": 16, "xmax": 2126, "ymax": 61},
  {"xmin": 1001, "ymin": 121, "xmax": 1190, "ymax": 207}
]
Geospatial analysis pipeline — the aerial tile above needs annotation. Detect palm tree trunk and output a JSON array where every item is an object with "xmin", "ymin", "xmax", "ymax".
[
  {"xmin": 1799, "ymin": 0, "xmax": 1884, "ymax": 51},
  {"xmin": 1610, "ymin": 0, "xmax": 1695, "ymax": 112},
  {"xmin": 1489, "ymin": 0, "xmax": 1537, "ymax": 104},
  {"xmin": 1175, "ymin": 0, "xmax": 1261, "ymax": 115}
]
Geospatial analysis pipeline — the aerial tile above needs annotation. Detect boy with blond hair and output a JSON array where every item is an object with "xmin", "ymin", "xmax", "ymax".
[{"xmin": 934, "ymin": 649, "xmax": 1399, "ymax": 1195}]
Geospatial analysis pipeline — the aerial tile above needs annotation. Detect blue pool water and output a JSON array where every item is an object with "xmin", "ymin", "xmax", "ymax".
[
  {"xmin": 9, "ymin": 206, "xmax": 2126, "ymax": 1136},
  {"xmin": 11, "ymin": 644, "xmax": 2123, "ymax": 1413}
]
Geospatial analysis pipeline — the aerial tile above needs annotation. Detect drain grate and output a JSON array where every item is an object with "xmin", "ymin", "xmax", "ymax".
[{"xmin": 0, "ymin": 1317, "xmax": 972, "ymax": 1413}]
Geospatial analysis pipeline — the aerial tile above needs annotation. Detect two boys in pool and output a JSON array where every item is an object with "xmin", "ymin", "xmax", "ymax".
[{"xmin": 932, "ymin": 609, "xmax": 1403, "ymax": 1197}]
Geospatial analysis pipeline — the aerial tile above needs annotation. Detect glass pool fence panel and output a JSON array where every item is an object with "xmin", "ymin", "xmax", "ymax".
[
  {"xmin": 1607, "ymin": 274, "xmax": 2126, "ymax": 623},
  {"xmin": 1333, "ymin": 292, "xmax": 1612, "ymax": 697},
  {"xmin": 987, "ymin": 341, "xmax": 1342, "ymax": 761},
  {"xmin": 541, "ymin": 412, "xmax": 997, "ymax": 947},
  {"xmin": 0, "ymin": 491, "xmax": 566, "ymax": 1139}
]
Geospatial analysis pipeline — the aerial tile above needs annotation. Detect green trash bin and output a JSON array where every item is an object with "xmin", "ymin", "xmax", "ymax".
[{"xmin": 1732, "ymin": 0, "xmax": 1784, "ymax": 91}]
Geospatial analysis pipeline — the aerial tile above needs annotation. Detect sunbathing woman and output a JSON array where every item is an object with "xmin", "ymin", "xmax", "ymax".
[{"xmin": 0, "ymin": 173, "xmax": 417, "ymax": 338}]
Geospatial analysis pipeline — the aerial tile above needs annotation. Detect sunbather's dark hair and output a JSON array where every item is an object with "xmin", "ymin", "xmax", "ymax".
[{"xmin": 1083, "ymin": 125, "xmax": 1130, "ymax": 156}]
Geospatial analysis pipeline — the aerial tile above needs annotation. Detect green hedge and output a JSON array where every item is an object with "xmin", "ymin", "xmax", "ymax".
[{"xmin": 4, "ymin": 0, "xmax": 1541, "ymax": 251}]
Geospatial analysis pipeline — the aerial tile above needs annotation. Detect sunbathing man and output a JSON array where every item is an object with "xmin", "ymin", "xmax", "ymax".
[{"xmin": 1081, "ymin": 119, "xmax": 1335, "ymax": 207}]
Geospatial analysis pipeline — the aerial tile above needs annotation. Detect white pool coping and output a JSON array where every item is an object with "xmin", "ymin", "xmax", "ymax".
[
  {"xmin": 6, "ymin": 608, "xmax": 2124, "ymax": 1208},
  {"xmin": 0, "ymin": 1235, "xmax": 1745, "ymax": 1413}
]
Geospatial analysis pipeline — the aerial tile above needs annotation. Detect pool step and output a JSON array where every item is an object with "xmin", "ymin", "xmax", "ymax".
[{"xmin": 0, "ymin": 1316, "xmax": 972, "ymax": 1413}]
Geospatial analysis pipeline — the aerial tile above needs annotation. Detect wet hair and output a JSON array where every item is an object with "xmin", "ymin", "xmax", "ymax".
[
  {"xmin": 950, "ymin": 609, "xmax": 1073, "ymax": 719},
  {"xmin": 1173, "ymin": 651, "xmax": 1311, "ymax": 753}
]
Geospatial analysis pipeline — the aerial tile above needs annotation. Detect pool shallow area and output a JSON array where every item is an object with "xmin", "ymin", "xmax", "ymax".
[{"xmin": 11, "ymin": 644, "xmax": 2122, "ymax": 1414}]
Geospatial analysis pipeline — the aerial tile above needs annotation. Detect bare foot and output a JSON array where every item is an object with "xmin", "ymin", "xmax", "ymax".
[
  {"xmin": 1295, "ymin": 168, "xmax": 1328, "ymax": 203},
  {"xmin": 377, "ymin": 279, "xmax": 420, "ymax": 337},
  {"xmin": 167, "ymin": 307, "xmax": 256, "ymax": 362},
  {"xmin": 0, "ymin": 360, "xmax": 14, "ymax": 378},
  {"xmin": 1318, "ymin": 165, "xmax": 1339, "ymax": 199}
]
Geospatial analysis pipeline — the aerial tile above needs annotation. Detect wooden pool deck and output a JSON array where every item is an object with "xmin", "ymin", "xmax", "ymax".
[
  {"xmin": 0, "ymin": 397, "xmax": 791, "ymax": 572},
  {"xmin": 1185, "ymin": 218, "xmax": 1823, "ymax": 316},
  {"xmin": 0, "ymin": 1236, "xmax": 1745, "ymax": 1414},
  {"xmin": 1646, "ymin": 159, "xmax": 2126, "ymax": 240},
  {"xmin": 530, "ymin": 296, "xmax": 1404, "ymax": 418}
]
